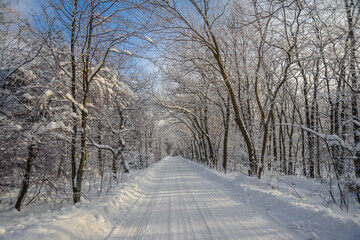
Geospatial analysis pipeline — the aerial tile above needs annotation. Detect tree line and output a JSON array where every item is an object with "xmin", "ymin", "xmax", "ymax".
[
  {"xmin": 150, "ymin": 0, "xmax": 360, "ymax": 209},
  {"xmin": 1, "ymin": 0, "xmax": 360, "ymax": 211},
  {"xmin": 0, "ymin": 0, "xmax": 166, "ymax": 211}
]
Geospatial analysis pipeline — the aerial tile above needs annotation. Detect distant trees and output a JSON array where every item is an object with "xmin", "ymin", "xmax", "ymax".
[{"xmin": 151, "ymin": 0, "xmax": 360, "ymax": 206}]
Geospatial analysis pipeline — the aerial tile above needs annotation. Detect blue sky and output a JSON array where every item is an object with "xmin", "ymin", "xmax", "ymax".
[{"xmin": 11, "ymin": 0, "xmax": 40, "ymax": 16}]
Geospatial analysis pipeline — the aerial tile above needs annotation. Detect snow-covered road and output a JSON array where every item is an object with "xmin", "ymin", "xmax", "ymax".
[
  {"xmin": 107, "ymin": 157, "xmax": 303, "ymax": 240},
  {"xmin": 2, "ymin": 156, "xmax": 359, "ymax": 239}
]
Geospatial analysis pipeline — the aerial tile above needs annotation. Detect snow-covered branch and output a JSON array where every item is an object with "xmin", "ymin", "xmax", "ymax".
[
  {"xmin": 300, "ymin": 125, "xmax": 356, "ymax": 153},
  {"xmin": 63, "ymin": 93, "xmax": 88, "ymax": 114},
  {"xmin": 89, "ymin": 137, "xmax": 123, "ymax": 156}
]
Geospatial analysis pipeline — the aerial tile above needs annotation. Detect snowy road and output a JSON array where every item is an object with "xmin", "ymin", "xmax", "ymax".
[{"xmin": 107, "ymin": 157, "xmax": 303, "ymax": 240}]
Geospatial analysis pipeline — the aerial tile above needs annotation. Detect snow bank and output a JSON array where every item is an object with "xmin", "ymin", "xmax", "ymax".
[
  {"xmin": 0, "ymin": 159, "xmax": 167, "ymax": 240},
  {"xmin": 185, "ymin": 158, "xmax": 360, "ymax": 240},
  {"xmin": 1, "ymin": 157, "xmax": 359, "ymax": 240}
]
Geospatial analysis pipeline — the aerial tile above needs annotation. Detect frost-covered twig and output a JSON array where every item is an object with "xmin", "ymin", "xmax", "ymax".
[
  {"xmin": 298, "ymin": 125, "xmax": 356, "ymax": 154},
  {"xmin": 89, "ymin": 137, "xmax": 116, "ymax": 155},
  {"xmin": 63, "ymin": 93, "xmax": 88, "ymax": 114},
  {"xmin": 277, "ymin": 177, "xmax": 302, "ymax": 199}
]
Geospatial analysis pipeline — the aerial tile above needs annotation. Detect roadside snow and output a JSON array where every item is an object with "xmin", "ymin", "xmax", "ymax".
[
  {"xmin": 0, "ymin": 157, "xmax": 359, "ymax": 240},
  {"xmin": 0, "ymin": 163, "xmax": 163, "ymax": 240},
  {"xmin": 185, "ymin": 159, "xmax": 360, "ymax": 240}
]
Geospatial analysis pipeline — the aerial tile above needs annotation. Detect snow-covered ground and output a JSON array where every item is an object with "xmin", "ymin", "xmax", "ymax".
[{"xmin": 0, "ymin": 156, "xmax": 359, "ymax": 240}]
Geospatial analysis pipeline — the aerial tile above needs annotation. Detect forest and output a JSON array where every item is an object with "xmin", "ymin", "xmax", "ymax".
[{"xmin": 1, "ymin": 0, "xmax": 360, "ymax": 216}]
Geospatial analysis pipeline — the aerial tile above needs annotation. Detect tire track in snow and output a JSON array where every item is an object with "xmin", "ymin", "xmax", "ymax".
[
  {"xmin": 182, "ymin": 166, "xmax": 279, "ymax": 239},
  {"xmin": 106, "ymin": 167, "xmax": 164, "ymax": 239},
  {"xmin": 179, "ymin": 168, "xmax": 215, "ymax": 239},
  {"xmin": 107, "ymin": 157, "xmax": 305, "ymax": 240},
  {"xmin": 189, "ymin": 160, "xmax": 307, "ymax": 239}
]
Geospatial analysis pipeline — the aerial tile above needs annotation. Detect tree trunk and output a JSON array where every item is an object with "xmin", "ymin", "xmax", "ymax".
[
  {"xmin": 73, "ymin": 1, "xmax": 94, "ymax": 203},
  {"xmin": 345, "ymin": 0, "xmax": 360, "ymax": 178},
  {"xmin": 271, "ymin": 113, "xmax": 278, "ymax": 171},
  {"xmin": 288, "ymin": 105, "xmax": 296, "ymax": 175},
  {"xmin": 332, "ymin": 71, "xmax": 342, "ymax": 175},
  {"xmin": 15, "ymin": 144, "xmax": 36, "ymax": 212},
  {"xmin": 278, "ymin": 108, "xmax": 287, "ymax": 174},
  {"xmin": 98, "ymin": 120, "xmax": 103, "ymax": 176},
  {"xmin": 74, "ymin": 95, "xmax": 88, "ymax": 203},
  {"xmin": 70, "ymin": 0, "xmax": 78, "ymax": 204},
  {"xmin": 301, "ymin": 129, "xmax": 307, "ymax": 176},
  {"xmin": 223, "ymin": 97, "xmax": 230, "ymax": 174},
  {"xmin": 145, "ymin": 129, "xmax": 149, "ymax": 168},
  {"xmin": 303, "ymin": 74, "xmax": 315, "ymax": 178},
  {"xmin": 288, "ymin": 125, "xmax": 294, "ymax": 175},
  {"xmin": 112, "ymin": 155, "xmax": 117, "ymax": 180},
  {"xmin": 279, "ymin": 122, "xmax": 287, "ymax": 174},
  {"xmin": 139, "ymin": 134, "xmax": 143, "ymax": 169},
  {"xmin": 194, "ymin": 140, "xmax": 199, "ymax": 161},
  {"xmin": 57, "ymin": 155, "xmax": 65, "ymax": 178}
]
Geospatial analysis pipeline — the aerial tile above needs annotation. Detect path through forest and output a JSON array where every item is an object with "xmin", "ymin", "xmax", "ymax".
[{"xmin": 107, "ymin": 157, "xmax": 303, "ymax": 239}]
